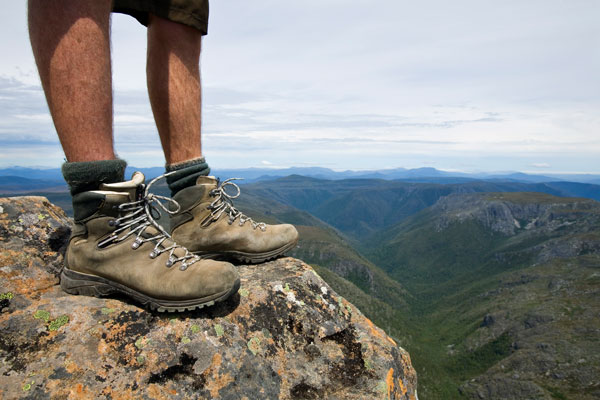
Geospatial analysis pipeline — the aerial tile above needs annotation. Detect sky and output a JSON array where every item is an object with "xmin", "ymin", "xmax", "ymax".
[{"xmin": 1, "ymin": 1, "xmax": 599, "ymax": 173}]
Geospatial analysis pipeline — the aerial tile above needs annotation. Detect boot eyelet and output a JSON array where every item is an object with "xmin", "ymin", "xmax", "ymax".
[
  {"xmin": 149, "ymin": 250, "xmax": 159, "ymax": 259},
  {"xmin": 131, "ymin": 238, "xmax": 142, "ymax": 249}
]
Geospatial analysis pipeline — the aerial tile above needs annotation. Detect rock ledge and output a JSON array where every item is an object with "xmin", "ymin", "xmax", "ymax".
[{"xmin": 0, "ymin": 196, "xmax": 417, "ymax": 399}]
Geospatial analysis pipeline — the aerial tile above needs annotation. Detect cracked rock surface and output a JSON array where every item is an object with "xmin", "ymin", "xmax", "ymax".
[{"xmin": 0, "ymin": 196, "xmax": 417, "ymax": 399}]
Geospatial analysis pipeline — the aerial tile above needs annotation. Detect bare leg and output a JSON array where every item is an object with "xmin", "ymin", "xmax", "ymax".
[
  {"xmin": 28, "ymin": 0, "xmax": 115, "ymax": 162},
  {"xmin": 147, "ymin": 15, "xmax": 203, "ymax": 165}
]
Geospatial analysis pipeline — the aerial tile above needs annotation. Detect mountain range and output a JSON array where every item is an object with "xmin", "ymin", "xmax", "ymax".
[{"xmin": 1, "ymin": 165, "xmax": 599, "ymax": 186}]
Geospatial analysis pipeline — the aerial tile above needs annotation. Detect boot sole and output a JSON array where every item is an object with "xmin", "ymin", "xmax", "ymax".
[
  {"xmin": 60, "ymin": 268, "xmax": 240, "ymax": 313},
  {"xmin": 195, "ymin": 238, "xmax": 298, "ymax": 264}
]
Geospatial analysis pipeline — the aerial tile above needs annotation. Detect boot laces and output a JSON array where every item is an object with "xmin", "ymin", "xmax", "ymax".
[
  {"xmin": 202, "ymin": 178, "xmax": 267, "ymax": 231},
  {"xmin": 97, "ymin": 173, "xmax": 201, "ymax": 271}
]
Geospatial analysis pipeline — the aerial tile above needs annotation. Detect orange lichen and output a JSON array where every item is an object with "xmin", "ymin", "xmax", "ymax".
[
  {"xmin": 386, "ymin": 368, "xmax": 395, "ymax": 399},
  {"xmin": 147, "ymin": 384, "xmax": 171, "ymax": 400},
  {"xmin": 204, "ymin": 353, "xmax": 235, "ymax": 398},
  {"xmin": 396, "ymin": 375, "xmax": 407, "ymax": 395},
  {"xmin": 364, "ymin": 317, "xmax": 397, "ymax": 346},
  {"xmin": 97, "ymin": 339, "xmax": 110, "ymax": 355},
  {"xmin": 365, "ymin": 318, "xmax": 384, "ymax": 340},
  {"xmin": 65, "ymin": 360, "xmax": 81, "ymax": 374},
  {"xmin": 212, "ymin": 353, "xmax": 223, "ymax": 368},
  {"xmin": 69, "ymin": 383, "xmax": 94, "ymax": 400}
]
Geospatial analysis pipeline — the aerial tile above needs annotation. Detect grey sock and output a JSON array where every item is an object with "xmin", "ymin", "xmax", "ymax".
[
  {"xmin": 61, "ymin": 159, "xmax": 127, "ymax": 196},
  {"xmin": 165, "ymin": 157, "xmax": 210, "ymax": 196}
]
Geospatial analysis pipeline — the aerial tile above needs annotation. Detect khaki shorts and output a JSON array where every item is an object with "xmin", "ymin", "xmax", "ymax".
[{"xmin": 112, "ymin": 0, "xmax": 209, "ymax": 35}]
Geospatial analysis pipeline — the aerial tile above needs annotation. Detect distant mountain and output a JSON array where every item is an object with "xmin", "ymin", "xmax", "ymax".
[
  {"xmin": 2, "ymin": 165, "xmax": 599, "ymax": 184},
  {"xmin": 0, "ymin": 176, "xmax": 66, "ymax": 193},
  {"xmin": 545, "ymin": 181, "xmax": 600, "ymax": 201},
  {"xmin": 364, "ymin": 192, "xmax": 600, "ymax": 399},
  {"xmin": 475, "ymin": 172, "xmax": 557, "ymax": 183},
  {"xmin": 0, "ymin": 167, "xmax": 64, "ymax": 181}
]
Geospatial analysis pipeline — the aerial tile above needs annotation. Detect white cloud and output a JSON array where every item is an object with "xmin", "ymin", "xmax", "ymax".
[{"xmin": 14, "ymin": 113, "xmax": 52, "ymax": 122}]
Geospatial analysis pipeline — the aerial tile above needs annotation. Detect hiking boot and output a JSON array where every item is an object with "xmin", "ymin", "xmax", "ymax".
[
  {"xmin": 61, "ymin": 172, "xmax": 240, "ymax": 312},
  {"xmin": 170, "ymin": 176, "xmax": 299, "ymax": 263}
]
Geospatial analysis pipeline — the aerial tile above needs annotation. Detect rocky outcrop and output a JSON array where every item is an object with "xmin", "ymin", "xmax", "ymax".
[
  {"xmin": 433, "ymin": 192, "xmax": 600, "ymax": 236},
  {"xmin": 0, "ymin": 196, "xmax": 417, "ymax": 399}
]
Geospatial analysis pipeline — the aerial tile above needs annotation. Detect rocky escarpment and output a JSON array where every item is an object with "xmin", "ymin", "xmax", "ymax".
[
  {"xmin": 0, "ymin": 196, "xmax": 417, "ymax": 399},
  {"xmin": 433, "ymin": 192, "xmax": 600, "ymax": 236},
  {"xmin": 432, "ymin": 192, "xmax": 600, "ymax": 264}
]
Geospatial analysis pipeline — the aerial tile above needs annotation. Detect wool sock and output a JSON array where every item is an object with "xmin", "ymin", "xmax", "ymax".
[
  {"xmin": 61, "ymin": 159, "xmax": 127, "ymax": 196},
  {"xmin": 165, "ymin": 157, "xmax": 210, "ymax": 196}
]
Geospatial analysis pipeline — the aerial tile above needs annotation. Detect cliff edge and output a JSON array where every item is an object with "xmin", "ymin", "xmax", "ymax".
[{"xmin": 0, "ymin": 196, "xmax": 417, "ymax": 399}]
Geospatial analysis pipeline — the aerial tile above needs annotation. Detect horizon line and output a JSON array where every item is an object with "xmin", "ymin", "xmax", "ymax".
[{"xmin": 1, "ymin": 164, "xmax": 599, "ymax": 177}]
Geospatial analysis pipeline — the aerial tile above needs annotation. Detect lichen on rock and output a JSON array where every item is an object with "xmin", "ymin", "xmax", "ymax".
[{"xmin": 0, "ymin": 196, "xmax": 417, "ymax": 399}]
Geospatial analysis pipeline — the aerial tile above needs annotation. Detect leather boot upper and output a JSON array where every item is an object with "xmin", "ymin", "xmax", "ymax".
[
  {"xmin": 170, "ymin": 176, "xmax": 299, "ymax": 257},
  {"xmin": 66, "ymin": 172, "xmax": 239, "ymax": 301}
]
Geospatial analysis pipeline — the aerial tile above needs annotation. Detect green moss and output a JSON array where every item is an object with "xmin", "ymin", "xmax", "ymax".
[
  {"xmin": 136, "ymin": 355, "xmax": 145, "ymax": 365},
  {"xmin": 214, "ymin": 324, "xmax": 224, "ymax": 337},
  {"xmin": 239, "ymin": 288, "xmax": 249, "ymax": 297},
  {"xmin": 48, "ymin": 315, "xmax": 69, "ymax": 331},
  {"xmin": 190, "ymin": 324, "xmax": 201, "ymax": 334},
  {"xmin": 247, "ymin": 337, "xmax": 261, "ymax": 355},
  {"xmin": 101, "ymin": 307, "xmax": 116, "ymax": 315},
  {"xmin": 0, "ymin": 292, "xmax": 14, "ymax": 300},
  {"xmin": 22, "ymin": 380, "xmax": 34, "ymax": 392},
  {"xmin": 181, "ymin": 336, "xmax": 191, "ymax": 344},
  {"xmin": 135, "ymin": 337, "xmax": 146, "ymax": 349},
  {"xmin": 33, "ymin": 309, "xmax": 51, "ymax": 323}
]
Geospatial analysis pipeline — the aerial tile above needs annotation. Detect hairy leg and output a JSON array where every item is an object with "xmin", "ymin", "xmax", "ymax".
[
  {"xmin": 147, "ymin": 14, "xmax": 203, "ymax": 165},
  {"xmin": 28, "ymin": 0, "xmax": 115, "ymax": 162}
]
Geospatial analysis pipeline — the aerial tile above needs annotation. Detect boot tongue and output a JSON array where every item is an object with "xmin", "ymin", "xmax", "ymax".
[
  {"xmin": 195, "ymin": 175, "xmax": 218, "ymax": 188},
  {"xmin": 100, "ymin": 171, "xmax": 145, "ymax": 201}
]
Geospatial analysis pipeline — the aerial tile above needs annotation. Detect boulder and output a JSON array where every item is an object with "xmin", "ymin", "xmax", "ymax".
[{"xmin": 0, "ymin": 196, "xmax": 417, "ymax": 399}]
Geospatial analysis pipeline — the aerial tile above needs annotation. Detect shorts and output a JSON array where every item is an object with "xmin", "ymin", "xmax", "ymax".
[{"xmin": 112, "ymin": 0, "xmax": 209, "ymax": 35}]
